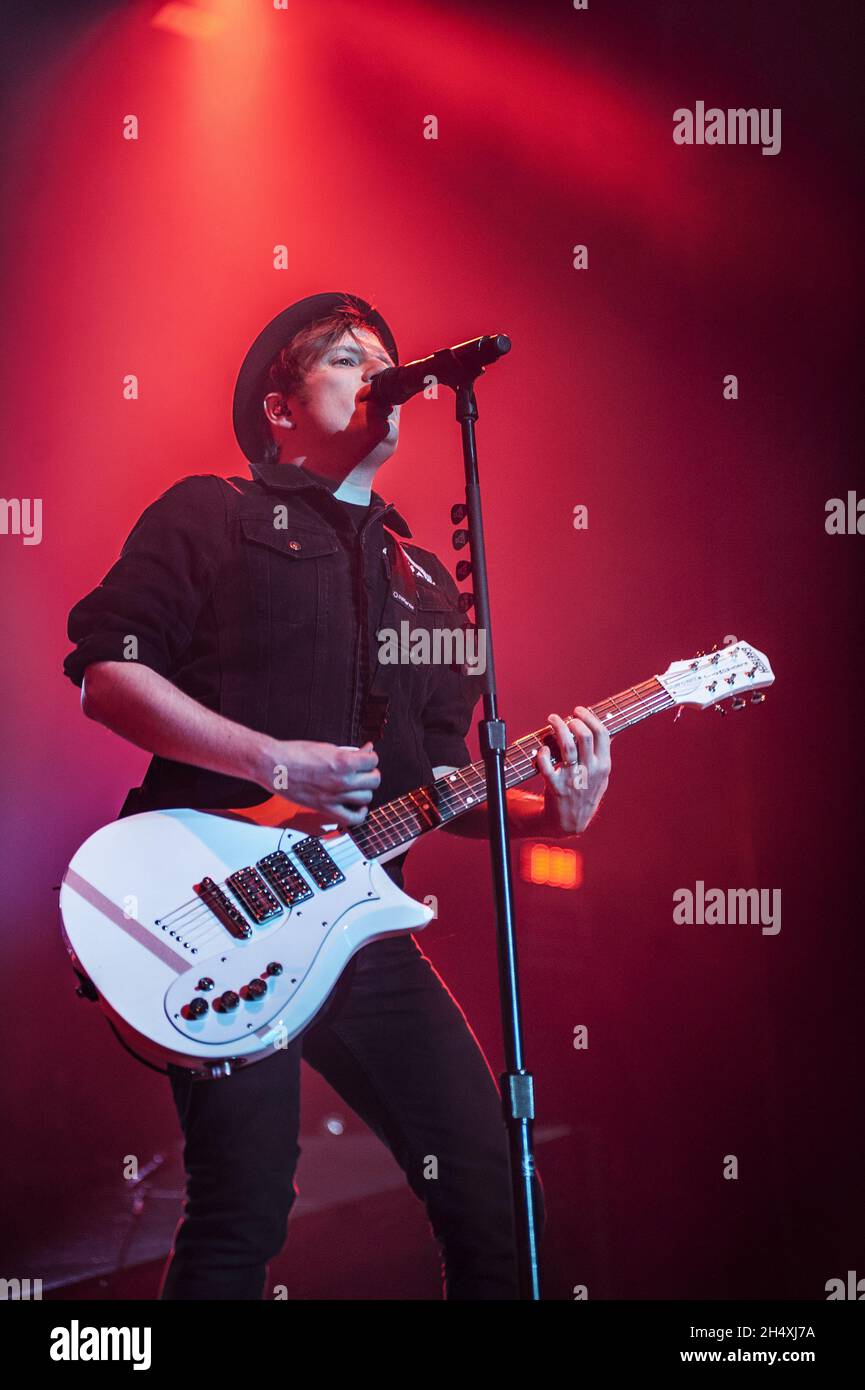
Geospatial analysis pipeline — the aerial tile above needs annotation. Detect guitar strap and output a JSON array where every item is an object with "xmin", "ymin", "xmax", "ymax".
[{"xmin": 357, "ymin": 529, "xmax": 420, "ymax": 746}]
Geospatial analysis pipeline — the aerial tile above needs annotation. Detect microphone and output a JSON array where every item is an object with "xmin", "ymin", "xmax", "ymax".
[{"xmin": 367, "ymin": 334, "xmax": 511, "ymax": 406}]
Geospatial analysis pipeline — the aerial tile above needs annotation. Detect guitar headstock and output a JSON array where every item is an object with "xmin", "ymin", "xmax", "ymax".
[{"xmin": 657, "ymin": 639, "xmax": 774, "ymax": 712}]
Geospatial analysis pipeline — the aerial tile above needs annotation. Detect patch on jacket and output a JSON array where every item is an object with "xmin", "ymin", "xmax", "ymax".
[{"xmin": 401, "ymin": 549, "xmax": 435, "ymax": 586}]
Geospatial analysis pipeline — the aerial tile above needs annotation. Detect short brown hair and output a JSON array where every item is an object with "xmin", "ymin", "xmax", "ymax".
[{"xmin": 257, "ymin": 301, "xmax": 390, "ymax": 465}]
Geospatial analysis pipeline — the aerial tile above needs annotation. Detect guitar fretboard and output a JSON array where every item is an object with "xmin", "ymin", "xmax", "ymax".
[{"xmin": 348, "ymin": 676, "xmax": 673, "ymax": 861}]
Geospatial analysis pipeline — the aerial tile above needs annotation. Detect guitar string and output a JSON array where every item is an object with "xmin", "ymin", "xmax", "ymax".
[
  {"xmin": 158, "ymin": 682, "xmax": 676, "ymax": 930},
  {"xmin": 350, "ymin": 684, "xmax": 676, "ymax": 855},
  {"xmin": 160, "ymin": 683, "xmax": 676, "ymax": 925},
  {"xmin": 354, "ymin": 734, "xmax": 669, "ymax": 852},
  {"xmin": 165, "ymin": 661, "xmax": 759, "ymax": 936}
]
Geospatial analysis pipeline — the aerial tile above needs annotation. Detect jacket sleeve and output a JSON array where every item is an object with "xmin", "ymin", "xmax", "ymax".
[
  {"xmin": 419, "ymin": 559, "xmax": 483, "ymax": 770},
  {"xmin": 62, "ymin": 474, "xmax": 226, "ymax": 689}
]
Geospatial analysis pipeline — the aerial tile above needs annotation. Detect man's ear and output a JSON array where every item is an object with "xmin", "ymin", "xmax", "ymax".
[{"xmin": 263, "ymin": 391, "xmax": 294, "ymax": 427}]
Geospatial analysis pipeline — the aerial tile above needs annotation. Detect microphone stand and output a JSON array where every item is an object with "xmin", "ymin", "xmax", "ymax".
[{"xmin": 436, "ymin": 341, "xmax": 541, "ymax": 1300}]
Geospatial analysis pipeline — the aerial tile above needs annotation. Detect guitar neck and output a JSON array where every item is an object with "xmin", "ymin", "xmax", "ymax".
[{"xmin": 348, "ymin": 675, "xmax": 674, "ymax": 863}]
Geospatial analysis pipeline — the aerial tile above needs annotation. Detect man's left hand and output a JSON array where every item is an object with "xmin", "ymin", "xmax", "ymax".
[{"xmin": 535, "ymin": 705, "xmax": 612, "ymax": 836}]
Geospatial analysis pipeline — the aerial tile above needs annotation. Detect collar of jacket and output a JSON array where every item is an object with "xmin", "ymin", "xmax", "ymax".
[{"xmin": 247, "ymin": 458, "xmax": 412, "ymax": 537}]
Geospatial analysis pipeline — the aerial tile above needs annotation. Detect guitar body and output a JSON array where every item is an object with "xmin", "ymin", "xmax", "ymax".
[{"xmin": 59, "ymin": 804, "xmax": 433, "ymax": 1079}]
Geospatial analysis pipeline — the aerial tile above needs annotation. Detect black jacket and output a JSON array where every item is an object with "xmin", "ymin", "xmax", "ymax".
[{"xmin": 63, "ymin": 462, "xmax": 482, "ymax": 889}]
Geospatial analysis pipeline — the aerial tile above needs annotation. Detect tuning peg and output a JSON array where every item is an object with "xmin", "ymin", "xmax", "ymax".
[
  {"xmin": 456, "ymin": 559, "xmax": 472, "ymax": 581},
  {"xmin": 452, "ymin": 528, "xmax": 470, "ymax": 550},
  {"xmin": 750, "ymin": 691, "xmax": 766, "ymax": 704},
  {"xmin": 730, "ymin": 696, "xmax": 746, "ymax": 710},
  {"xmin": 450, "ymin": 503, "xmax": 467, "ymax": 523},
  {"xmin": 458, "ymin": 591, "xmax": 475, "ymax": 612}
]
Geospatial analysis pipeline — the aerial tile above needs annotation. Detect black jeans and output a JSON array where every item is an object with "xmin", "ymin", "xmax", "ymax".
[{"xmin": 159, "ymin": 933, "xmax": 545, "ymax": 1300}]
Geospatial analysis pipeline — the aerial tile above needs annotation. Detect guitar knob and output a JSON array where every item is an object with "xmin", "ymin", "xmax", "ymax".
[
  {"xmin": 730, "ymin": 696, "xmax": 746, "ymax": 710},
  {"xmin": 245, "ymin": 978, "xmax": 268, "ymax": 1000},
  {"xmin": 186, "ymin": 997, "xmax": 209, "ymax": 1019},
  {"xmin": 714, "ymin": 703, "xmax": 727, "ymax": 715},
  {"xmin": 218, "ymin": 990, "xmax": 240, "ymax": 1011},
  {"xmin": 750, "ymin": 691, "xmax": 766, "ymax": 704},
  {"xmin": 266, "ymin": 962, "xmax": 284, "ymax": 976}
]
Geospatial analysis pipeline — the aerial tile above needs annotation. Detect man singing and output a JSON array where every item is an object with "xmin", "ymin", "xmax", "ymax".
[{"xmin": 63, "ymin": 291, "xmax": 612, "ymax": 1299}]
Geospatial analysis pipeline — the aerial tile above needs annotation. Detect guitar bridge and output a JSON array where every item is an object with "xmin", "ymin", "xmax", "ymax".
[{"xmin": 194, "ymin": 877, "xmax": 253, "ymax": 939}]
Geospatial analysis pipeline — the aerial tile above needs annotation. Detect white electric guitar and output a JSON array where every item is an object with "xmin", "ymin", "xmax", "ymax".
[{"xmin": 60, "ymin": 641, "xmax": 774, "ymax": 1079}]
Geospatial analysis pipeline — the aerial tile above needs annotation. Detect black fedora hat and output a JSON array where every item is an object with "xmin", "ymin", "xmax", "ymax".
[{"xmin": 232, "ymin": 291, "xmax": 399, "ymax": 464}]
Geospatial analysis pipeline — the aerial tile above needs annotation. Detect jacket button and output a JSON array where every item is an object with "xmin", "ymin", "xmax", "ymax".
[{"xmin": 288, "ymin": 540, "xmax": 301, "ymax": 550}]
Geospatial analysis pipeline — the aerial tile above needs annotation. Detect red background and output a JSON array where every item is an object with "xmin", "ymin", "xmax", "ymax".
[{"xmin": 0, "ymin": 0, "xmax": 862, "ymax": 1297}]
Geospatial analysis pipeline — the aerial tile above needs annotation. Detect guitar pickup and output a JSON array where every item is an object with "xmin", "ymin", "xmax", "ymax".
[
  {"xmin": 291, "ymin": 837, "xmax": 346, "ymax": 890},
  {"xmin": 226, "ymin": 866, "xmax": 283, "ymax": 924},
  {"xmin": 194, "ymin": 877, "xmax": 253, "ymax": 940},
  {"xmin": 256, "ymin": 850, "xmax": 315, "ymax": 906}
]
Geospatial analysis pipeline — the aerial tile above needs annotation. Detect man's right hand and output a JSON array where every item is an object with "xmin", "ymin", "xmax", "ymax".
[
  {"xmin": 80, "ymin": 661, "xmax": 383, "ymax": 830},
  {"xmin": 259, "ymin": 738, "xmax": 381, "ymax": 828}
]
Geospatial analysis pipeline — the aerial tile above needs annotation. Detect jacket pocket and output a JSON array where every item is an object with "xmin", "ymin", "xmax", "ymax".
[
  {"xmin": 239, "ymin": 518, "xmax": 339, "ymax": 561},
  {"xmin": 239, "ymin": 518, "xmax": 339, "ymax": 632},
  {"xmin": 237, "ymin": 518, "xmax": 343, "ymax": 737}
]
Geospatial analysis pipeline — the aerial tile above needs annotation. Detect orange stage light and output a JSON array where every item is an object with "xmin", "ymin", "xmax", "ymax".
[
  {"xmin": 520, "ymin": 843, "xmax": 583, "ymax": 890},
  {"xmin": 151, "ymin": 4, "xmax": 226, "ymax": 41}
]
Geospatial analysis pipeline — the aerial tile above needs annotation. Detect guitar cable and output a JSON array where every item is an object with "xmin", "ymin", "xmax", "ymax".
[
  {"xmin": 105, "ymin": 1019, "xmax": 170, "ymax": 1077},
  {"xmin": 73, "ymin": 966, "xmax": 170, "ymax": 1076}
]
